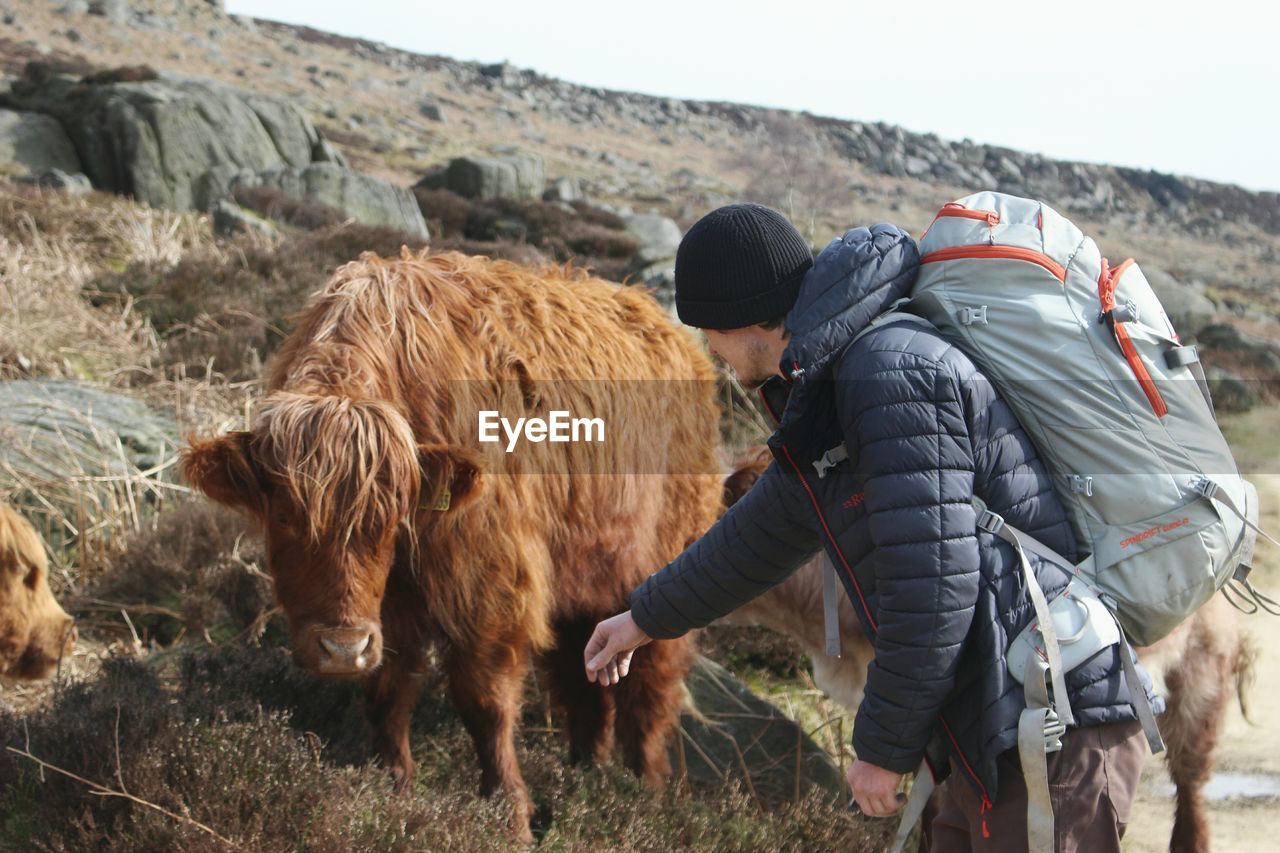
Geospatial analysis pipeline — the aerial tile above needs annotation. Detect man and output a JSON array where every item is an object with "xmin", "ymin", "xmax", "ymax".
[{"xmin": 584, "ymin": 203, "xmax": 1158, "ymax": 852}]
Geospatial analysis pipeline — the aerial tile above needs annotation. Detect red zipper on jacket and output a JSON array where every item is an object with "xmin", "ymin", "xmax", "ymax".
[
  {"xmin": 760, "ymin": 387, "xmax": 992, "ymax": 813},
  {"xmin": 778, "ymin": 443, "xmax": 878, "ymax": 633},
  {"xmin": 1099, "ymin": 258, "xmax": 1168, "ymax": 418}
]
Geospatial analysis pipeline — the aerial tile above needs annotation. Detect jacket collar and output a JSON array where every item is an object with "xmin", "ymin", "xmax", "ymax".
[
  {"xmin": 762, "ymin": 224, "xmax": 920, "ymax": 455},
  {"xmin": 777, "ymin": 223, "xmax": 920, "ymax": 384}
]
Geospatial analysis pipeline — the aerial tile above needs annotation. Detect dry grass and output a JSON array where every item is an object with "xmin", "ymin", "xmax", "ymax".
[{"xmin": 0, "ymin": 181, "xmax": 217, "ymax": 383}]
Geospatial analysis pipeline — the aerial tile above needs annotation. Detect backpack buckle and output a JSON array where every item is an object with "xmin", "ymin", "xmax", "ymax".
[
  {"xmin": 1042, "ymin": 707, "xmax": 1066, "ymax": 753},
  {"xmin": 976, "ymin": 508, "xmax": 1005, "ymax": 535},
  {"xmin": 813, "ymin": 443, "xmax": 849, "ymax": 479},
  {"xmin": 958, "ymin": 305, "xmax": 988, "ymax": 326},
  {"xmin": 1070, "ymin": 475, "xmax": 1094, "ymax": 496},
  {"xmin": 1193, "ymin": 477, "xmax": 1219, "ymax": 500}
]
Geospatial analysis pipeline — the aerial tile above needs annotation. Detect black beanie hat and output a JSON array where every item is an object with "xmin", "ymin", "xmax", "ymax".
[{"xmin": 674, "ymin": 203, "xmax": 813, "ymax": 329}]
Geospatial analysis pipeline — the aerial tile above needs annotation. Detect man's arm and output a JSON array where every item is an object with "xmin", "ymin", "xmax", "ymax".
[
  {"xmin": 629, "ymin": 457, "xmax": 823, "ymax": 639},
  {"xmin": 839, "ymin": 349, "xmax": 981, "ymax": 774}
]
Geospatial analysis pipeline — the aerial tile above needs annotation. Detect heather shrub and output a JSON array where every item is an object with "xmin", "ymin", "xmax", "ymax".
[
  {"xmin": 89, "ymin": 222, "xmax": 430, "ymax": 379},
  {"xmin": 230, "ymin": 185, "xmax": 347, "ymax": 231}
]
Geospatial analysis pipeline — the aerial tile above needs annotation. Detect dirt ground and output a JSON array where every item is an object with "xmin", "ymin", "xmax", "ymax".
[{"xmin": 1123, "ymin": 411, "xmax": 1280, "ymax": 853}]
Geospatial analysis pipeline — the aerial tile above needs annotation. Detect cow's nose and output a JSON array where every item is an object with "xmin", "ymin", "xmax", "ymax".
[{"xmin": 314, "ymin": 626, "xmax": 379, "ymax": 674}]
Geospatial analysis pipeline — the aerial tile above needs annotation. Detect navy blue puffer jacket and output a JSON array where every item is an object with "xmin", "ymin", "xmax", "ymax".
[{"xmin": 631, "ymin": 223, "xmax": 1160, "ymax": 806}]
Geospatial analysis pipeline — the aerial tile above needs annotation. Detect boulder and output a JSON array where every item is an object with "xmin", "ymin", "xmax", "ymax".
[
  {"xmin": 0, "ymin": 379, "xmax": 178, "ymax": 555},
  {"xmin": 419, "ymin": 152, "xmax": 545, "ymax": 200},
  {"xmin": 620, "ymin": 213, "xmax": 683, "ymax": 306},
  {"xmin": 675, "ymin": 657, "xmax": 847, "ymax": 804},
  {"xmin": 211, "ymin": 198, "xmax": 276, "ymax": 238},
  {"xmin": 622, "ymin": 258, "xmax": 676, "ymax": 313},
  {"xmin": 1197, "ymin": 323, "xmax": 1280, "ymax": 369},
  {"xmin": 542, "ymin": 175, "xmax": 582, "ymax": 203},
  {"xmin": 1, "ymin": 70, "xmax": 329, "ymax": 211},
  {"xmin": 310, "ymin": 136, "xmax": 348, "ymax": 168},
  {"xmin": 88, "ymin": 0, "xmax": 128, "ymax": 24},
  {"xmin": 1144, "ymin": 267, "xmax": 1216, "ymax": 339},
  {"xmin": 418, "ymin": 98, "xmax": 445, "ymax": 122},
  {"xmin": 0, "ymin": 109, "xmax": 81, "ymax": 175},
  {"xmin": 231, "ymin": 163, "xmax": 429, "ymax": 240},
  {"xmin": 1204, "ymin": 367, "xmax": 1259, "ymax": 413},
  {"xmin": 31, "ymin": 167, "xmax": 93, "ymax": 193},
  {"xmin": 623, "ymin": 212, "xmax": 683, "ymax": 262}
]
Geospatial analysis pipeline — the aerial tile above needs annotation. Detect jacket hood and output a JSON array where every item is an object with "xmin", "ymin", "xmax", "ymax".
[{"xmin": 778, "ymin": 223, "xmax": 920, "ymax": 379}]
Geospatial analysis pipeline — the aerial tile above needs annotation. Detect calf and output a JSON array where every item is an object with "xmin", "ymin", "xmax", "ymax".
[{"xmin": 0, "ymin": 503, "xmax": 75, "ymax": 681}]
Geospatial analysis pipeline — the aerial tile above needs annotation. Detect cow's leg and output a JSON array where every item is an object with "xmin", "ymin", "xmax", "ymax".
[
  {"xmin": 1162, "ymin": 641, "xmax": 1232, "ymax": 853},
  {"xmin": 364, "ymin": 652, "xmax": 424, "ymax": 791},
  {"xmin": 542, "ymin": 615, "xmax": 615, "ymax": 765},
  {"xmin": 448, "ymin": 643, "xmax": 534, "ymax": 844},
  {"xmin": 611, "ymin": 634, "xmax": 695, "ymax": 783}
]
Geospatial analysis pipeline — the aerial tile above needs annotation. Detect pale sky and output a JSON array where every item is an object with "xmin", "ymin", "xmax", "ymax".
[{"xmin": 227, "ymin": 0, "xmax": 1280, "ymax": 192}]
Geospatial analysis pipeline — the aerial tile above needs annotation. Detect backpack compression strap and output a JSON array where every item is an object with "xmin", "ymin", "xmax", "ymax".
[{"xmin": 971, "ymin": 497, "xmax": 1075, "ymax": 727}]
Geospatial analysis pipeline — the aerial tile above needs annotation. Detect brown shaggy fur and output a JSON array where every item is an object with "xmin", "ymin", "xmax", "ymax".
[
  {"xmin": 181, "ymin": 249, "xmax": 723, "ymax": 841},
  {"xmin": 0, "ymin": 503, "xmax": 75, "ymax": 681},
  {"xmin": 719, "ymin": 449, "xmax": 1256, "ymax": 853}
]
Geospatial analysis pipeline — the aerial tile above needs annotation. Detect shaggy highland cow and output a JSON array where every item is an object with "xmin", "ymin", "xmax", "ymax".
[
  {"xmin": 181, "ymin": 249, "xmax": 722, "ymax": 841},
  {"xmin": 0, "ymin": 503, "xmax": 76, "ymax": 681}
]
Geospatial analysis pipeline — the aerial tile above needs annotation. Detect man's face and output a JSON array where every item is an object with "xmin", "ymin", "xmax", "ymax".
[{"xmin": 702, "ymin": 325, "xmax": 788, "ymax": 390}]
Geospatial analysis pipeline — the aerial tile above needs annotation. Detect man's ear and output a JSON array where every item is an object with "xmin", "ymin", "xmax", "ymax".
[
  {"xmin": 180, "ymin": 431, "xmax": 264, "ymax": 512},
  {"xmin": 418, "ymin": 443, "xmax": 484, "ymax": 513}
]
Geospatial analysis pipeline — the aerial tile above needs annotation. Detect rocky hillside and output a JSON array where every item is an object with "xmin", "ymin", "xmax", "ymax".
[{"xmin": 1, "ymin": 0, "xmax": 1277, "ymax": 376}]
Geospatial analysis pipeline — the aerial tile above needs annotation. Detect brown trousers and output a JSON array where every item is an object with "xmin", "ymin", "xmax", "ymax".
[{"xmin": 927, "ymin": 720, "xmax": 1147, "ymax": 853}]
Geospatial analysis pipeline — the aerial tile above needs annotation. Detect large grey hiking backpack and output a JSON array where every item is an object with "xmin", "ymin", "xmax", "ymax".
[
  {"xmin": 904, "ymin": 191, "xmax": 1270, "ymax": 643},
  {"xmin": 836, "ymin": 192, "xmax": 1279, "ymax": 853}
]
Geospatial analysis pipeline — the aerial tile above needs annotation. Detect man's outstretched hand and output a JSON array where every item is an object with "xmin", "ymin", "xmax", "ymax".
[
  {"xmin": 847, "ymin": 759, "xmax": 906, "ymax": 817},
  {"xmin": 584, "ymin": 610, "xmax": 652, "ymax": 685}
]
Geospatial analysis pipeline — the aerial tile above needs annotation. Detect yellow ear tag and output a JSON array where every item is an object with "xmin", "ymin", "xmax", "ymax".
[{"xmin": 429, "ymin": 487, "xmax": 451, "ymax": 512}]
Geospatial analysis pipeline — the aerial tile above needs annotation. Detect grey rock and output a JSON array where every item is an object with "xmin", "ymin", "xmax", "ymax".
[
  {"xmin": 418, "ymin": 98, "xmax": 445, "ymax": 122},
  {"xmin": 310, "ymin": 136, "xmax": 348, "ymax": 168},
  {"xmin": 904, "ymin": 155, "xmax": 932, "ymax": 177},
  {"xmin": 232, "ymin": 163, "xmax": 429, "ymax": 240},
  {"xmin": 622, "ymin": 258, "xmax": 676, "ymax": 308},
  {"xmin": 1198, "ymin": 323, "xmax": 1280, "ymax": 372},
  {"xmin": 623, "ymin": 213, "xmax": 682, "ymax": 262},
  {"xmin": 1204, "ymin": 367, "xmax": 1259, "ymax": 413},
  {"xmin": 1, "ymin": 71, "xmax": 331, "ymax": 212},
  {"xmin": 212, "ymin": 199, "xmax": 275, "ymax": 237},
  {"xmin": 34, "ymin": 167, "xmax": 92, "ymax": 193},
  {"xmin": 0, "ymin": 109, "xmax": 81, "ymax": 175},
  {"xmin": 1143, "ymin": 267, "xmax": 1216, "ymax": 339},
  {"xmin": 57, "ymin": 1, "xmax": 90, "ymax": 14},
  {"xmin": 419, "ymin": 152, "xmax": 545, "ymax": 201},
  {"xmin": 88, "ymin": 0, "xmax": 128, "ymax": 24},
  {"xmin": 0, "ymin": 379, "xmax": 177, "ymax": 489},
  {"xmin": 542, "ymin": 176, "xmax": 582, "ymax": 203},
  {"xmin": 677, "ymin": 657, "xmax": 845, "ymax": 801}
]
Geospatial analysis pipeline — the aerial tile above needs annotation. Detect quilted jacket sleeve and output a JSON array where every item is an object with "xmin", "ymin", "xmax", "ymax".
[
  {"xmin": 839, "ymin": 344, "xmax": 982, "ymax": 773},
  {"xmin": 629, "ymin": 459, "xmax": 823, "ymax": 639}
]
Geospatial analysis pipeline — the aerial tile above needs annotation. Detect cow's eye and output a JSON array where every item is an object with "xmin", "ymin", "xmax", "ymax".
[{"xmin": 23, "ymin": 562, "xmax": 40, "ymax": 591}]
